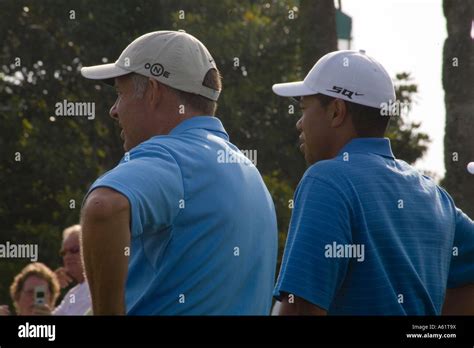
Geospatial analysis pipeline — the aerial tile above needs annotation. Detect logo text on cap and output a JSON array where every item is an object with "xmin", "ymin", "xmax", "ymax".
[
  {"xmin": 326, "ymin": 85, "xmax": 364, "ymax": 100},
  {"xmin": 145, "ymin": 63, "xmax": 170, "ymax": 78}
]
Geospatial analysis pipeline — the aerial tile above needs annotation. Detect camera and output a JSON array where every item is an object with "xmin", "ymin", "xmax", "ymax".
[{"xmin": 34, "ymin": 286, "xmax": 46, "ymax": 306}]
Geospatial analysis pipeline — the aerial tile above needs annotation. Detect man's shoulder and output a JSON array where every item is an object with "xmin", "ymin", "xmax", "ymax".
[
  {"xmin": 295, "ymin": 160, "xmax": 351, "ymax": 202},
  {"xmin": 300, "ymin": 154, "xmax": 394, "ymax": 195},
  {"xmin": 111, "ymin": 139, "xmax": 182, "ymax": 173},
  {"xmin": 129, "ymin": 134, "xmax": 201, "ymax": 164},
  {"xmin": 129, "ymin": 136, "xmax": 178, "ymax": 160},
  {"xmin": 63, "ymin": 283, "xmax": 81, "ymax": 297},
  {"xmin": 143, "ymin": 132, "xmax": 200, "ymax": 151},
  {"xmin": 91, "ymin": 140, "xmax": 183, "ymax": 194},
  {"xmin": 303, "ymin": 157, "xmax": 350, "ymax": 183}
]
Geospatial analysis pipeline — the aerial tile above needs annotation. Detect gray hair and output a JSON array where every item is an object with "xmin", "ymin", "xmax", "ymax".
[
  {"xmin": 62, "ymin": 224, "xmax": 81, "ymax": 243},
  {"xmin": 131, "ymin": 72, "xmax": 185, "ymax": 106},
  {"xmin": 131, "ymin": 73, "xmax": 149, "ymax": 98},
  {"xmin": 130, "ymin": 72, "xmax": 218, "ymax": 116}
]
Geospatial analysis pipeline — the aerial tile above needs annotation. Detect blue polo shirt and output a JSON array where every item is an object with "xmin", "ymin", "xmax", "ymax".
[
  {"xmin": 87, "ymin": 116, "xmax": 278, "ymax": 315},
  {"xmin": 274, "ymin": 137, "xmax": 474, "ymax": 315}
]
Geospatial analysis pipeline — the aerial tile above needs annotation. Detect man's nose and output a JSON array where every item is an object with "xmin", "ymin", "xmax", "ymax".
[{"xmin": 109, "ymin": 102, "xmax": 119, "ymax": 120}]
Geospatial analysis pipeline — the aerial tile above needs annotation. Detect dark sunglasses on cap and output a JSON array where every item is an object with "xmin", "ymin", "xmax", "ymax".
[{"xmin": 59, "ymin": 246, "xmax": 80, "ymax": 257}]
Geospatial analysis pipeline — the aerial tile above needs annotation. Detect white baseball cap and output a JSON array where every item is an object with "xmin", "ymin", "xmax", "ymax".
[
  {"xmin": 272, "ymin": 50, "xmax": 395, "ymax": 109},
  {"xmin": 81, "ymin": 31, "xmax": 220, "ymax": 101}
]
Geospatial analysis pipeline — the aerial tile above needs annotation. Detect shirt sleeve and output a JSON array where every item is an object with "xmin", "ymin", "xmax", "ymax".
[
  {"xmin": 273, "ymin": 174, "xmax": 352, "ymax": 310},
  {"xmin": 447, "ymin": 207, "xmax": 474, "ymax": 288},
  {"xmin": 84, "ymin": 144, "xmax": 184, "ymax": 237}
]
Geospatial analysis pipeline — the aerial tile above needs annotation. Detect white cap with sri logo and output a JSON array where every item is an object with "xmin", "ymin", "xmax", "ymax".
[{"xmin": 272, "ymin": 50, "xmax": 395, "ymax": 109}]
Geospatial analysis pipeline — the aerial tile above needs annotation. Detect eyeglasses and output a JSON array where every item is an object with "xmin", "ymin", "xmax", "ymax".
[{"xmin": 59, "ymin": 246, "xmax": 80, "ymax": 257}]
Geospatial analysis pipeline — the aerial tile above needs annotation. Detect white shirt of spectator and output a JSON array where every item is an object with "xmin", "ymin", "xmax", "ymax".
[{"xmin": 53, "ymin": 281, "xmax": 91, "ymax": 315}]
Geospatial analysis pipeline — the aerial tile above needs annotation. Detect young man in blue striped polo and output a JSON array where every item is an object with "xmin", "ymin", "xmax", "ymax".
[{"xmin": 272, "ymin": 50, "xmax": 474, "ymax": 315}]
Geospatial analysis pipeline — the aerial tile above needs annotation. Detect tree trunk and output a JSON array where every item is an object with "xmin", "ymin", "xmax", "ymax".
[{"xmin": 442, "ymin": 0, "xmax": 474, "ymax": 217}]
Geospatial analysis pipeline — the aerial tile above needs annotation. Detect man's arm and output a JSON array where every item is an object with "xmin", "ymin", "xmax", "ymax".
[
  {"xmin": 273, "ymin": 175, "xmax": 350, "ymax": 316},
  {"xmin": 278, "ymin": 293, "xmax": 327, "ymax": 315},
  {"xmin": 442, "ymin": 284, "xmax": 474, "ymax": 315},
  {"xmin": 444, "ymin": 207, "xmax": 474, "ymax": 315},
  {"xmin": 81, "ymin": 187, "xmax": 130, "ymax": 315}
]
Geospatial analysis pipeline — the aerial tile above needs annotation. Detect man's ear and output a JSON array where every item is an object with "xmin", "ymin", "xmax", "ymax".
[
  {"xmin": 330, "ymin": 99, "xmax": 348, "ymax": 128},
  {"xmin": 148, "ymin": 79, "xmax": 164, "ymax": 108}
]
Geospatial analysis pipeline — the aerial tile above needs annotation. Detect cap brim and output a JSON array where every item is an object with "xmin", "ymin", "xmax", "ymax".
[
  {"xmin": 272, "ymin": 81, "xmax": 316, "ymax": 98},
  {"xmin": 80, "ymin": 63, "xmax": 130, "ymax": 85}
]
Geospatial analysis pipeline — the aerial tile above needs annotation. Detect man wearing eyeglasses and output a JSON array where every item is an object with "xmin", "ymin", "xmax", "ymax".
[{"xmin": 53, "ymin": 224, "xmax": 91, "ymax": 315}]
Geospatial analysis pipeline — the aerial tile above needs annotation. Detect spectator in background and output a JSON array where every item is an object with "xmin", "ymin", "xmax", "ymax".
[
  {"xmin": 0, "ymin": 262, "xmax": 60, "ymax": 315},
  {"xmin": 53, "ymin": 224, "xmax": 91, "ymax": 315}
]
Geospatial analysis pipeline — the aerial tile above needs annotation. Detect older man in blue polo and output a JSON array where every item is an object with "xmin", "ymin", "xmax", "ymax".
[{"xmin": 79, "ymin": 31, "xmax": 277, "ymax": 315}]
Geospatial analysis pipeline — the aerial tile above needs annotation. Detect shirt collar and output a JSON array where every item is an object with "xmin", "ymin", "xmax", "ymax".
[
  {"xmin": 169, "ymin": 116, "xmax": 229, "ymax": 140},
  {"xmin": 338, "ymin": 137, "xmax": 395, "ymax": 159}
]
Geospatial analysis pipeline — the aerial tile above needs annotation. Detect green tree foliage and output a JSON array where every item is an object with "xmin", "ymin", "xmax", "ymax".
[
  {"xmin": 387, "ymin": 73, "xmax": 430, "ymax": 164},
  {"xmin": 0, "ymin": 0, "xmax": 430, "ymax": 306}
]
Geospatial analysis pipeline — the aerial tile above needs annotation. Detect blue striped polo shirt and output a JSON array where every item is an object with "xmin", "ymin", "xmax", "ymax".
[{"xmin": 274, "ymin": 137, "xmax": 474, "ymax": 315}]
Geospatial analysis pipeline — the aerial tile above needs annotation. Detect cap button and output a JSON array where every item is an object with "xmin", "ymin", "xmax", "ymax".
[{"xmin": 359, "ymin": 49, "xmax": 366, "ymax": 54}]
